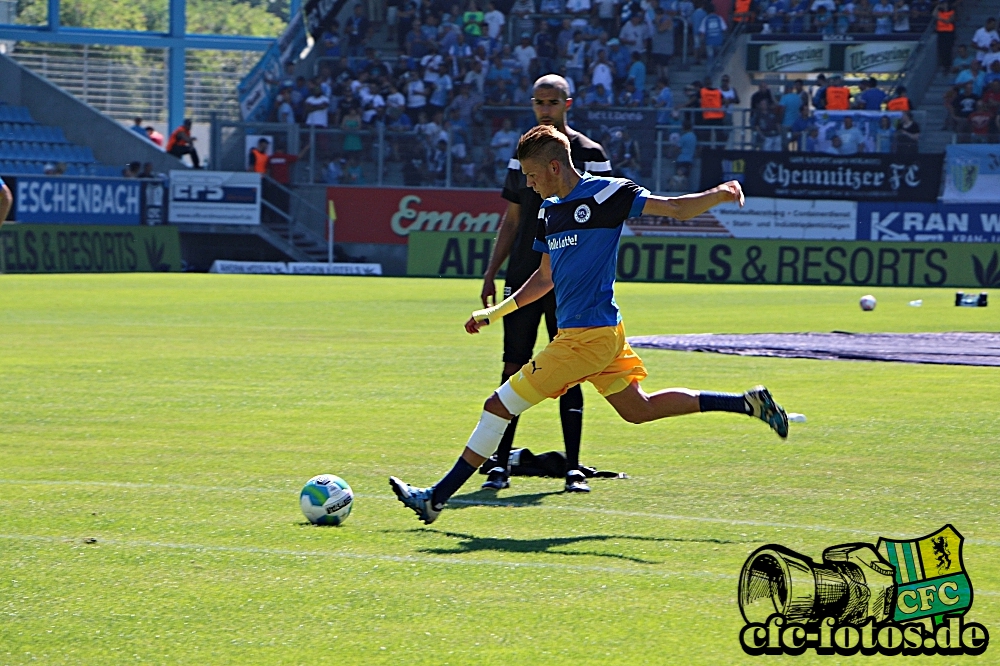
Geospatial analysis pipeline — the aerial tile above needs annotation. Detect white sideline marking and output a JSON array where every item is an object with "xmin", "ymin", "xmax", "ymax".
[
  {"xmin": 0, "ymin": 533, "xmax": 731, "ymax": 580},
  {"xmin": 4, "ymin": 479, "xmax": 1000, "ymax": 548},
  {"xmin": 2, "ymin": 533, "xmax": 997, "ymax": 597}
]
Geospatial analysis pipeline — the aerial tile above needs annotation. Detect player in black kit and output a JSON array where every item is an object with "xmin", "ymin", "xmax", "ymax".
[{"xmin": 479, "ymin": 74, "xmax": 613, "ymax": 494}]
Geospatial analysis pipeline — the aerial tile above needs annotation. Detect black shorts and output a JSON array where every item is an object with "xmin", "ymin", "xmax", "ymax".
[{"xmin": 502, "ymin": 289, "xmax": 558, "ymax": 365}]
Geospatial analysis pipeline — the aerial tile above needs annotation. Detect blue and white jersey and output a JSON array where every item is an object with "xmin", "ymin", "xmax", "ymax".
[
  {"xmin": 0, "ymin": 175, "xmax": 5, "ymax": 188},
  {"xmin": 533, "ymin": 174, "xmax": 648, "ymax": 329}
]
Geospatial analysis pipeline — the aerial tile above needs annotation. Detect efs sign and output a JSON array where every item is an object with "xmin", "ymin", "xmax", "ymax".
[
  {"xmin": 168, "ymin": 171, "xmax": 261, "ymax": 225},
  {"xmin": 328, "ymin": 186, "xmax": 506, "ymax": 245}
]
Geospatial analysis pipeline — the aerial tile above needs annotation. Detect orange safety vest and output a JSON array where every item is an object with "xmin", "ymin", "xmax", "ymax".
[
  {"xmin": 249, "ymin": 148, "xmax": 269, "ymax": 173},
  {"xmin": 886, "ymin": 96, "xmax": 911, "ymax": 111},
  {"xmin": 825, "ymin": 86, "xmax": 850, "ymax": 111},
  {"xmin": 734, "ymin": 0, "xmax": 752, "ymax": 22},
  {"xmin": 936, "ymin": 9, "xmax": 955, "ymax": 32},
  {"xmin": 700, "ymin": 88, "xmax": 725, "ymax": 119},
  {"xmin": 166, "ymin": 126, "xmax": 189, "ymax": 152}
]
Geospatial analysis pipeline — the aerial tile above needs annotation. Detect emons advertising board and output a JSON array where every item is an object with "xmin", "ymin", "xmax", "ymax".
[{"xmin": 327, "ymin": 186, "xmax": 507, "ymax": 245}]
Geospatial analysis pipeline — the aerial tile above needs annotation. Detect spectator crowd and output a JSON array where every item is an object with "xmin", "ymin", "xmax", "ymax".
[
  {"xmin": 251, "ymin": 0, "xmax": 1000, "ymax": 185},
  {"xmin": 261, "ymin": 0, "xmax": 731, "ymax": 185},
  {"xmin": 945, "ymin": 16, "xmax": 1000, "ymax": 143}
]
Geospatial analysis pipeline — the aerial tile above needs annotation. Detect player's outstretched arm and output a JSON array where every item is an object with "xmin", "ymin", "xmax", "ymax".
[
  {"xmin": 641, "ymin": 180, "xmax": 744, "ymax": 221},
  {"xmin": 0, "ymin": 182, "xmax": 11, "ymax": 226},
  {"xmin": 466, "ymin": 253, "xmax": 553, "ymax": 334}
]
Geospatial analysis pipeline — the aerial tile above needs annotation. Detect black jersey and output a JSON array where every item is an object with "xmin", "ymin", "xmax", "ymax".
[{"xmin": 501, "ymin": 128, "xmax": 612, "ymax": 289}]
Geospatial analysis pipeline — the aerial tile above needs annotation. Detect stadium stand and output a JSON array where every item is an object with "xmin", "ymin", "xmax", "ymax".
[
  {"xmin": 0, "ymin": 53, "xmax": 187, "ymax": 176},
  {"xmin": 0, "ymin": 106, "xmax": 117, "ymax": 176}
]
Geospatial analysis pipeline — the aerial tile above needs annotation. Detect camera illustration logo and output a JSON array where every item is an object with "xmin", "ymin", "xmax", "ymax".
[{"xmin": 738, "ymin": 524, "xmax": 990, "ymax": 656}]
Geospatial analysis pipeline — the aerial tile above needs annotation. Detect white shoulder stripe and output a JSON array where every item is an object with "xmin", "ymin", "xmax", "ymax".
[
  {"xmin": 508, "ymin": 158, "xmax": 520, "ymax": 170},
  {"xmin": 593, "ymin": 180, "xmax": 623, "ymax": 204},
  {"xmin": 584, "ymin": 160, "xmax": 612, "ymax": 172},
  {"xmin": 537, "ymin": 208, "xmax": 545, "ymax": 219}
]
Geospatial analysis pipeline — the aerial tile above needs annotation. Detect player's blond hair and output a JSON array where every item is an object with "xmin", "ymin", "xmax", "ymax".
[{"xmin": 516, "ymin": 124, "xmax": 574, "ymax": 168}]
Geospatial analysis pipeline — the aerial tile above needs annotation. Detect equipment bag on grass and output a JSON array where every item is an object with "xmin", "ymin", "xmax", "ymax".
[{"xmin": 478, "ymin": 448, "xmax": 627, "ymax": 479}]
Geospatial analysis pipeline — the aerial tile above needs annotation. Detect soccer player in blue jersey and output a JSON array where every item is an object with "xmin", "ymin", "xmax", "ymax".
[
  {"xmin": 390, "ymin": 124, "xmax": 789, "ymax": 525},
  {"xmin": 0, "ymin": 175, "xmax": 11, "ymax": 225},
  {"xmin": 482, "ymin": 74, "xmax": 613, "ymax": 494}
]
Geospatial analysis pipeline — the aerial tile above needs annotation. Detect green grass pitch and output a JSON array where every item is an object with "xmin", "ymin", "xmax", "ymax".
[{"xmin": 1, "ymin": 274, "xmax": 998, "ymax": 665}]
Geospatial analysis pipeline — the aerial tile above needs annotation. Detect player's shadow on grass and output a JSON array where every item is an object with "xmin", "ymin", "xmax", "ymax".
[
  {"xmin": 413, "ymin": 529, "xmax": 741, "ymax": 564},
  {"xmin": 446, "ymin": 489, "xmax": 564, "ymax": 508}
]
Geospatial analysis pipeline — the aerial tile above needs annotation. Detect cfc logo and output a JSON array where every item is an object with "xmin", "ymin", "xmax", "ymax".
[
  {"xmin": 738, "ymin": 524, "xmax": 988, "ymax": 657},
  {"xmin": 574, "ymin": 204, "xmax": 591, "ymax": 224}
]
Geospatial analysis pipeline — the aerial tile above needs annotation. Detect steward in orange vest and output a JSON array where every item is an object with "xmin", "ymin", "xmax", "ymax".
[
  {"xmin": 249, "ymin": 138, "xmax": 271, "ymax": 173},
  {"xmin": 700, "ymin": 86, "xmax": 725, "ymax": 120},
  {"xmin": 825, "ymin": 76, "xmax": 851, "ymax": 111},
  {"xmin": 734, "ymin": 0, "xmax": 752, "ymax": 22},
  {"xmin": 886, "ymin": 86, "xmax": 912, "ymax": 111},
  {"xmin": 934, "ymin": 2, "xmax": 956, "ymax": 70}
]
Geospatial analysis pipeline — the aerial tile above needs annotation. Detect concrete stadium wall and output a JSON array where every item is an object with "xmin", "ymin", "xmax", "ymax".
[{"xmin": 0, "ymin": 53, "xmax": 188, "ymax": 174}]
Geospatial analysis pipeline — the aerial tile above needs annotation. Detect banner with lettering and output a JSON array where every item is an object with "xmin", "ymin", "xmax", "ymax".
[
  {"xmin": 327, "ymin": 186, "xmax": 507, "ymax": 245},
  {"xmin": 747, "ymin": 39, "xmax": 918, "ymax": 72},
  {"xmin": 0, "ymin": 225, "xmax": 181, "ymax": 273},
  {"xmin": 6, "ymin": 175, "xmax": 143, "ymax": 225},
  {"xmin": 701, "ymin": 150, "xmax": 943, "ymax": 202},
  {"xmin": 859, "ymin": 202, "xmax": 1000, "ymax": 243},
  {"xmin": 408, "ymin": 232, "xmax": 1000, "ymax": 288}
]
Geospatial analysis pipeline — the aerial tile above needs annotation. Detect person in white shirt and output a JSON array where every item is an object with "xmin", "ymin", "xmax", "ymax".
[
  {"xmin": 973, "ymin": 19, "xmax": 999, "ymax": 63},
  {"xmin": 565, "ymin": 31, "xmax": 587, "ymax": 83},
  {"xmin": 892, "ymin": 0, "xmax": 910, "ymax": 32},
  {"xmin": 363, "ymin": 93, "xmax": 386, "ymax": 123},
  {"xmin": 590, "ymin": 50, "xmax": 614, "ymax": 90},
  {"xmin": 618, "ymin": 13, "xmax": 650, "ymax": 54},
  {"xmin": 982, "ymin": 40, "xmax": 1000, "ymax": 70},
  {"xmin": 489, "ymin": 117, "xmax": 521, "ymax": 164},
  {"xmin": 304, "ymin": 87, "xmax": 330, "ymax": 127},
  {"xmin": 810, "ymin": 0, "xmax": 835, "ymax": 11},
  {"xmin": 566, "ymin": 0, "xmax": 591, "ymax": 17},
  {"xmin": 463, "ymin": 59, "xmax": 487, "ymax": 94},
  {"xmin": 386, "ymin": 85, "xmax": 407, "ymax": 110},
  {"xmin": 483, "ymin": 1, "xmax": 506, "ymax": 39},
  {"xmin": 513, "ymin": 34, "xmax": 538, "ymax": 74},
  {"xmin": 405, "ymin": 73, "xmax": 428, "ymax": 111},
  {"xmin": 836, "ymin": 117, "xmax": 864, "ymax": 154}
]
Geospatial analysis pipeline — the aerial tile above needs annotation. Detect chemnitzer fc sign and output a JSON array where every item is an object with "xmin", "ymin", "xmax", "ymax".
[{"xmin": 701, "ymin": 151, "xmax": 943, "ymax": 203}]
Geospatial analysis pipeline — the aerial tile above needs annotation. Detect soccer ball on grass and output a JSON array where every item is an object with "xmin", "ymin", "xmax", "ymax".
[
  {"xmin": 300, "ymin": 474, "xmax": 354, "ymax": 525},
  {"xmin": 859, "ymin": 295, "xmax": 877, "ymax": 311}
]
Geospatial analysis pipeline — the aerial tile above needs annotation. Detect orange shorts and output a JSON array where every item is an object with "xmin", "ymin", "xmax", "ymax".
[{"xmin": 507, "ymin": 321, "xmax": 648, "ymax": 405}]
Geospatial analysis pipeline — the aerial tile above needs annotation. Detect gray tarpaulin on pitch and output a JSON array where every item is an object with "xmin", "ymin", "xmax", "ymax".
[{"xmin": 627, "ymin": 332, "xmax": 1000, "ymax": 367}]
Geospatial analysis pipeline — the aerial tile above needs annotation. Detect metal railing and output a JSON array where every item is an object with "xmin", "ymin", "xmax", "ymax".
[
  {"xmin": 212, "ymin": 102, "xmax": 952, "ymax": 193},
  {"xmin": 6, "ymin": 44, "xmax": 253, "ymax": 122},
  {"xmin": 214, "ymin": 105, "xmax": 935, "ymax": 196},
  {"xmin": 888, "ymin": 21, "xmax": 937, "ymax": 105}
]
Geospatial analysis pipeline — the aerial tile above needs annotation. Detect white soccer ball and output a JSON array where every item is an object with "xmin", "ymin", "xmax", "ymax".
[
  {"xmin": 300, "ymin": 474, "xmax": 354, "ymax": 525},
  {"xmin": 859, "ymin": 294, "xmax": 877, "ymax": 311}
]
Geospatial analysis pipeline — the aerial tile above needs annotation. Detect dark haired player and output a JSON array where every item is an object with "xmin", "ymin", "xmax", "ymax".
[
  {"xmin": 390, "ymin": 125, "xmax": 789, "ymax": 525},
  {"xmin": 480, "ymin": 74, "xmax": 613, "ymax": 494}
]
